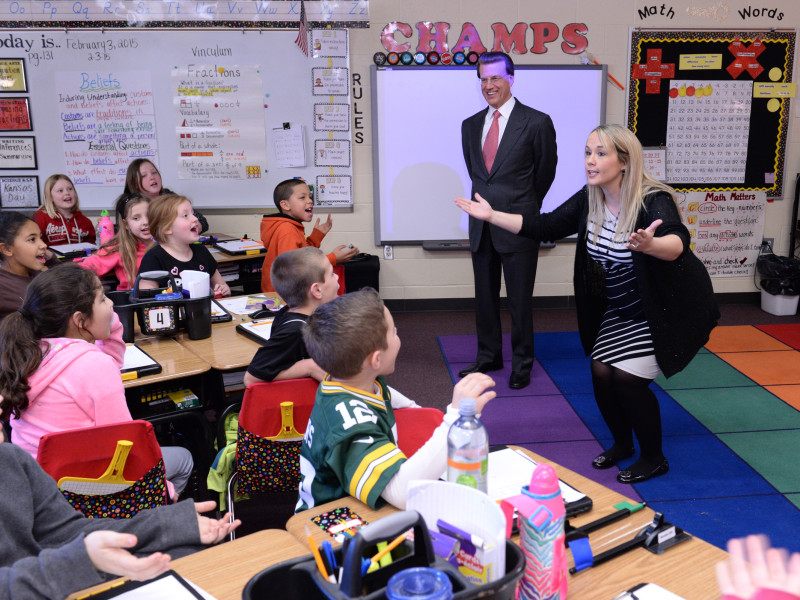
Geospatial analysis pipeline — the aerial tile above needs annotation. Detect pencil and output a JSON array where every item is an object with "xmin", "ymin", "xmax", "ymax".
[
  {"xmin": 305, "ymin": 524, "xmax": 335, "ymax": 583},
  {"xmin": 370, "ymin": 532, "xmax": 407, "ymax": 563}
]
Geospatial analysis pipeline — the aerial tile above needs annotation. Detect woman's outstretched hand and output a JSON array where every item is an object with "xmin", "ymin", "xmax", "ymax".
[{"xmin": 454, "ymin": 193, "xmax": 493, "ymax": 222}]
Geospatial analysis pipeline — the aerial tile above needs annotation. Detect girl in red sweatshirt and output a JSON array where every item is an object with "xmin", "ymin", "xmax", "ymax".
[{"xmin": 34, "ymin": 174, "xmax": 96, "ymax": 246}]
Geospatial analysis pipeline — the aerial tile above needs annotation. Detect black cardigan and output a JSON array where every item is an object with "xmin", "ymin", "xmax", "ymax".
[{"xmin": 520, "ymin": 187, "xmax": 719, "ymax": 378}]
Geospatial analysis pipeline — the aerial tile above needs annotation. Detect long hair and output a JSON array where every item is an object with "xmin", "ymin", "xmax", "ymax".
[
  {"xmin": 0, "ymin": 211, "xmax": 36, "ymax": 265},
  {"xmin": 585, "ymin": 124, "xmax": 679, "ymax": 243},
  {"xmin": 0, "ymin": 264, "xmax": 99, "ymax": 421},
  {"xmin": 41, "ymin": 174, "xmax": 81, "ymax": 219},
  {"xmin": 98, "ymin": 194, "xmax": 153, "ymax": 285},
  {"xmin": 122, "ymin": 159, "xmax": 161, "ymax": 196}
]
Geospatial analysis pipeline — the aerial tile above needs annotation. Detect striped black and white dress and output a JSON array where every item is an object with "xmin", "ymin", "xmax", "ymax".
[{"xmin": 586, "ymin": 206, "xmax": 660, "ymax": 379}]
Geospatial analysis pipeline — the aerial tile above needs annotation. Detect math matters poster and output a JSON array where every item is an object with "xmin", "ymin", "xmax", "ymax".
[{"xmin": 678, "ymin": 190, "xmax": 766, "ymax": 277}]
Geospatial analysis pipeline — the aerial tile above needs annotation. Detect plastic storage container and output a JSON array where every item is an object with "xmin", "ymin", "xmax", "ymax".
[
  {"xmin": 761, "ymin": 288, "xmax": 799, "ymax": 316},
  {"xmin": 243, "ymin": 511, "xmax": 525, "ymax": 600}
]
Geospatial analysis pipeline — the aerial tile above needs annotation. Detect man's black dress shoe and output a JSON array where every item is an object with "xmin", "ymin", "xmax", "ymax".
[
  {"xmin": 617, "ymin": 459, "xmax": 669, "ymax": 484},
  {"xmin": 591, "ymin": 447, "xmax": 635, "ymax": 470},
  {"xmin": 458, "ymin": 360, "xmax": 503, "ymax": 378},
  {"xmin": 508, "ymin": 371, "xmax": 530, "ymax": 390}
]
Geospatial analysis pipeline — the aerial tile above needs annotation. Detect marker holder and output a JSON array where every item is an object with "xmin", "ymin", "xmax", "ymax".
[
  {"xmin": 109, "ymin": 271, "xmax": 212, "ymax": 342},
  {"xmin": 244, "ymin": 510, "xmax": 525, "ymax": 600}
]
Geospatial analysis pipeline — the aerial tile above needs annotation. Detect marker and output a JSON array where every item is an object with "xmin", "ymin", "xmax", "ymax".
[{"xmin": 436, "ymin": 519, "xmax": 484, "ymax": 550}]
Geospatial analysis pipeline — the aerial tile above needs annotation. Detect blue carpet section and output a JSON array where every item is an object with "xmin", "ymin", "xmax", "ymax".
[{"xmin": 438, "ymin": 328, "xmax": 800, "ymax": 553}]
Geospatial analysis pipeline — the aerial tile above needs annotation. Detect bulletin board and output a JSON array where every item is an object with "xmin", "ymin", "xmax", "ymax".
[
  {"xmin": 627, "ymin": 29, "xmax": 796, "ymax": 198},
  {"xmin": 0, "ymin": 28, "xmax": 353, "ymax": 211}
]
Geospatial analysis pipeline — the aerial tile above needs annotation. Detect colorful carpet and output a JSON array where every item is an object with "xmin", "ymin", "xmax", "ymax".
[{"xmin": 438, "ymin": 324, "xmax": 800, "ymax": 553}]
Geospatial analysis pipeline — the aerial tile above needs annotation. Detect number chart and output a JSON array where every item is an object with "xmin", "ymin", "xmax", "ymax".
[
  {"xmin": 627, "ymin": 29, "xmax": 796, "ymax": 197},
  {"xmin": 666, "ymin": 80, "xmax": 752, "ymax": 184}
]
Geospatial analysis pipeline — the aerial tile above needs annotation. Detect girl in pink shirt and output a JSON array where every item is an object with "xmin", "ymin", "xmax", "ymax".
[
  {"xmin": 0, "ymin": 263, "xmax": 193, "ymax": 497},
  {"xmin": 76, "ymin": 194, "xmax": 153, "ymax": 290}
]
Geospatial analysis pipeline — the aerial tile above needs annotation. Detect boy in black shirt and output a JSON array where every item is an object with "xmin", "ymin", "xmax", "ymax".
[{"xmin": 244, "ymin": 247, "xmax": 339, "ymax": 385}]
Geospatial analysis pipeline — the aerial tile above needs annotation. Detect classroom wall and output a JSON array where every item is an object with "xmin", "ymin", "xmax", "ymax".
[{"xmin": 110, "ymin": 1, "xmax": 800, "ymax": 300}]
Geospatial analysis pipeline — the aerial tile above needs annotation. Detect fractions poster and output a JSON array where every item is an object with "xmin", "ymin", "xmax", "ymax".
[{"xmin": 627, "ymin": 30, "xmax": 795, "ymax": 197}]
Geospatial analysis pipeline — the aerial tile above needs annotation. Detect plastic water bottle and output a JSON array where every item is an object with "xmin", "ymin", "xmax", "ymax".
[
  {"xmin": 506, "ymin": 463, "xmax": 568, "ymax": 600},
  {"xmin": 446, "ymin": 398, "xmax": 488, "ymax": 492},
  {"xmin": 97, "ymin": 209, "xmax": 114, "ymax": 245}
]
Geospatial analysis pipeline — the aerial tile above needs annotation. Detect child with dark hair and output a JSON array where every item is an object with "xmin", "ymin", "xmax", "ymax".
[
  {"xmin": 244, "ymin": 247, "xmax": 339, "ymax": 385},
  {"xmin": 0, "ymin": 211, "xmax": 56, "ymax": 322},
  {"xmin": 0, "ymin": 263, "xmax": 193, "ymax": 497},
  {"xmin": 296, "ymin": 288, "xmax": 496, "ymax": 512},
  {"xmin": 259, "ymin": 178, "xmax": 358, "ymax": 293},
  {"xmin": 75, "ymin": 193, "xmax": 153, "ymax": 290}
]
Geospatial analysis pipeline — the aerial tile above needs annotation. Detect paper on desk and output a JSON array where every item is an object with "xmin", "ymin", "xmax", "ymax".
[
  {"xmin": 106, "ymin": 573, "xmax": 216, "ymax": 599},
  {"xmin": 50, "ymin": 242, "xmax": 97, "ymax": 255},
  {"xmin": 217, "ymin": 295, "xmax": 284, "ymax": 316},
  {"xmin": 407, "ymin": 480, "xmax": 506, "ymax": 583},
  {"xmin": 488, "ymin": 448, "xmax": 585, "ymax": 504},
  {"xmin": 180, "ymin": 269, "xmax": 210, "ymax": 298}
]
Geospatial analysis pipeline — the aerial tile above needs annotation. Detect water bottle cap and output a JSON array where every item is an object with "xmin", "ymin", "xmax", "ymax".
[
  {"xmin": 386, "ymin": 567, "xmax": 453, "ymax": 600},
  {"xmin": 458, "ymin": 397, "xmax": 476, "ymax": 417},
  {"xmin": 101, "ymin": 209, "xmax": 109, "ymax": 217},
  {"xmin": 529, "ymin": 463, "xmax": 559, "ymax": 495}
]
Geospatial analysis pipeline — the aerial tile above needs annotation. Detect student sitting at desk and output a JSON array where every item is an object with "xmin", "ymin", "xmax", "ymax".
[
  {"xmin": 296, "ymin": 288, "xmax": 496, "ymax": 512},
  {"xmin": 0, "ymin": 422, "xmax": 239, "ymax": 600},
  {"xmin": 259, "ymin": 178, "xmax": 358, "ymax": 294},
  {"xmin": 119, "ymin": 158, "xmax": 209, "ymax": 234},
  {"xmin": 138, "ymin": 194, "xmax": 230, "ymax": 297},
  {"xmin": 34, "ymin": 174, "xmax": 96, "ymax": 246},
  {"xmin": 0, "ymin": 211, "xmax": 57, "ymax": 323},
  {"xmin": 244, "ymin": 247, "xmax": 339, "ymax": 386},
  {"xmin": 75, "ymin": 193, "xmax": 154, "ymax": 291},
  {"xmin": 0, "ymin": 264, "xmax": 194, "ymax": 498}
]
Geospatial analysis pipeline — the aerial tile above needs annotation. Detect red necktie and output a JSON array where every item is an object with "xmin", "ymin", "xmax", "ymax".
[{"xmin": 483, "ymin": 110, "xmax": 501, "ymax": 172}]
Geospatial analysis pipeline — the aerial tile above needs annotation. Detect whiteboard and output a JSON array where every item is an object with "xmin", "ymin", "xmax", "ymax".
[
  {"xmin": 370, "ymin": 65, "xmax": 607, "ymax": 245},
  {"xmin": 0, "ymin": 28, "xmax": 351, "ymax": 210}
]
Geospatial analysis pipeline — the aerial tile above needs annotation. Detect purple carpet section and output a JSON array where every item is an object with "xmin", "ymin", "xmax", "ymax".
[{"xmin": 438, "ymin": 332, "xmax": 641, "ymax": 499}]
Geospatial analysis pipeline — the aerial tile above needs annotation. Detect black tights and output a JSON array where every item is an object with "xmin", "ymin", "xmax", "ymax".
[{"xmin": 590, "ymin": 359, "xmax": 664, "ymax": 468}]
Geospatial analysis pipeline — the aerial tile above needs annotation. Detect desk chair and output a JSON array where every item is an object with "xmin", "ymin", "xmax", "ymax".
[
  {"xmin": 394, "ymin": 407, "xmax": 444, "ymax": 456},
  {"xmin": 37, "ymin": 420, "xmax": 169, "ymax": 518},
  {"xmin": 227, "ymin": 378, "xmax": 317, "ymax": 536}
]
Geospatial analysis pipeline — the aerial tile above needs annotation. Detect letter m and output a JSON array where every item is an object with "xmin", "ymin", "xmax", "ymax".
[{"xmin": 491, "ymin": 22, "xmax": 528, "ymax": 54}]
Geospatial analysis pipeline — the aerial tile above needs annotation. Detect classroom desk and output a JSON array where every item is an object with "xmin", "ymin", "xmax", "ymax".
[
  {"xmin": 123, "ymin": 336, "xmax": 210, "ymax": 389},
  {"xmin": 68, "ymin": 529, "xmax": 309, "ymax": 600},
  {"xmin": 175, "ymin": 319, "xmax": 262, "ymax": 371},
  {"xmin": 285, "ymin": 447, "xmax": 728, "ymax": 600}
]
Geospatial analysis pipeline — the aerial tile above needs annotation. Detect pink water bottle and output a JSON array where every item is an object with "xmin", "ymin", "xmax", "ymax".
[
  {"xmin": 97, "ymin": 209, "xmax": 114, "ymax": 245},
  {"xmin": 500, "ymin": 463, "xmax": 567, "ymax": 600}
]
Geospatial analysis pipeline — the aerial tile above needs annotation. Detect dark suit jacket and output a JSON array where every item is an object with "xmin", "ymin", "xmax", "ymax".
[{"xmin": 461, "ymin": 100, "xmax": 558, "ymax": 253}]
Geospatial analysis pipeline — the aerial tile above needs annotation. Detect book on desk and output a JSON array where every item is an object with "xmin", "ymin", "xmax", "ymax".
[{"xmin": 120, "ymin": 344, "xmax": 162, "ymax": 381}]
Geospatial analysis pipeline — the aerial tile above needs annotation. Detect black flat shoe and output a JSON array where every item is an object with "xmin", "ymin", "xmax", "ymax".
[
  {"xmin": 509, "ymin": 371, "xmax": 530, "ymax": 389},
  {"xmin": 458, "ymin": 360, "xmax": 503, "ymax": 378},
  {"xmin": 591, "ymin": 447, "xmax": 634, "ymax": 470},
  {"xmin": 617, "ymin": 459, "xmax": 669, "ymax": 484}
]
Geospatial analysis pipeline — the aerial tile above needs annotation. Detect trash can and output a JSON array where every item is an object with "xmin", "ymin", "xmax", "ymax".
[{"xmin": 756, "ymin": 252, "xmax": 800, "ymax": 316}]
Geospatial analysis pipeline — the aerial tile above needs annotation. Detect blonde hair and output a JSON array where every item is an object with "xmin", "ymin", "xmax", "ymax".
[
  {"xmin": 586, "ymin": 124, "xmax": 679, "ymax": 243},
  {"xmin": 99, "ymin": 194, "xmax": 154, "ymax": 285},
  {"xmin": 41, "ymin": 174, "xmax": 81, "ymax": 219},
  {"xmin": 147, "ymin": 194, "xmax": 189, "ymax": 244}
]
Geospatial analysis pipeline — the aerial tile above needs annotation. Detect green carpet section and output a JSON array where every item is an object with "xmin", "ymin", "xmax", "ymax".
[
  {"xmin": 718, "ymin": 429, "xmax": 800, "ymax": 493},
  {"xmin": 655, "ymin": 352, "xmax": 756, "ymax": 390},
  {"xmin": 670, "ymin": 386, "xmax": 800, "ymax": 433}
]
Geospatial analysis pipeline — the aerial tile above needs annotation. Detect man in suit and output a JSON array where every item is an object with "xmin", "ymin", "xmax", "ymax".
[{"xmin": 459, "ymin": 52, "xmax": 558, "ymax": 389}]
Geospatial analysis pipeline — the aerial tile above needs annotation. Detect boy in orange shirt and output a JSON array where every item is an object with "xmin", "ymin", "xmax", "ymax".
[{"xmin": 260, "ymin": 179, "xmax": 358, "ymax": 293}]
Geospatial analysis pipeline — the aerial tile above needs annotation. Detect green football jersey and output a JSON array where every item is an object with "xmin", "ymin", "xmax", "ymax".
[{"xmin": 296, "ymin": 375, "xmax": 407, "ymax": 511}]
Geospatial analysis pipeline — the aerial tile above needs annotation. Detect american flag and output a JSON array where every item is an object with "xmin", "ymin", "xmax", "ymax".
[{"xmin": 295, "ymin": 0, "xmax": 309, "ymax": 56}]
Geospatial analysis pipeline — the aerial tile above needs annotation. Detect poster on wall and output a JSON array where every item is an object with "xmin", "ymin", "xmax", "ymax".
[
  {"xmin": 0, "ymin": 175, "xmax": 39, "ymax": 208},
  {"xmin": 678, "ymin": 190, "xmax": 766, "ymax": 277},
  {"xmin": 0, "ymin": 58, "xmax": 27, "ymax": 92},
  {"xmin": 0, "ymin": 98, "xmax": 32, "ymax": 131},
  {"xmin": 627, "ymin": 30, "xmax": 796, "ymax": 198},
  {"xmin": 54, "ymin": 70, "xmax": 158, "ymax": 186},
  {"xmin": 0, "ymin": 136, "xmax": 36, "ymax": 169},
  {"xmin": 172, "ymin": 64, "xmax": 267, "ymax": 180}
]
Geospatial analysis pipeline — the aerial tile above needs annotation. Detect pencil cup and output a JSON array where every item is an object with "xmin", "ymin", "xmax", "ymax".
[{"xmin": 183, "ymin": 295, "xmax": 212, "ymax": 340}]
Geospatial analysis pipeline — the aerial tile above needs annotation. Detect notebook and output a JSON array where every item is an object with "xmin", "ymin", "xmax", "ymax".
[
  {"xmin": 120, "ymin": 344, "xmax": 162, "ymax": 381},
  {"xmin": 210, "ymin": 299, "xmax": 233, "ymax": 323},
  {"xmin": 213, "ymin": 239, "xmax": 266, "ymax": 255},
  {"xmin": 235, "ymin": 318, "xmax": 274, "ymax": 344}
]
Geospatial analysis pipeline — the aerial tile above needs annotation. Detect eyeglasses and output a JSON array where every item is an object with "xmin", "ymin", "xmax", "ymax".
[{"xmin": 480, "ymin": 75, "xmax": 507, "ymax": 86}]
